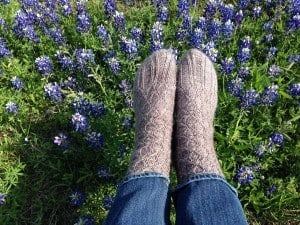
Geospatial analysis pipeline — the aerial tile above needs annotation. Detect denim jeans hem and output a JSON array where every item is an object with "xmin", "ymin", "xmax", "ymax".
[
  {"xmin": 119, "ymin": 172, "xmax": 170, "ymax": 187},
  {"xmin": 172, "ymin": 172, "xmax": 238, "ymax": 196}
]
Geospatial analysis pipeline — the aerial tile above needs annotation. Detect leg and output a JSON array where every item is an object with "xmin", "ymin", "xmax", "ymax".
[
  {"xmin": 173, "ymin": 49, "xmax": 248, "ymax": 225},
  {"xmin": 104, "ymin": 49, "xmax": 177, "ymax": 225}
]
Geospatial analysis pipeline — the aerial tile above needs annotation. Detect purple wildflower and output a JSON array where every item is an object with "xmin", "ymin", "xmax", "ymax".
[
  {"xmin": 219, "ymin": 3, "xmax": 234, "ymax": 23},
  {"xmin": 240, "ymin": 36, "xmax": 252, "ymax": 49},
  {"xmin": 44, "ymin": 82, "xmax": 62, "ymax": 101},
  {"xmin": 268, "ymin": 65, "xmax": 281, "ymax": 77},
  {"xmin": 11, "ymin": 76, "xmax": 24, "ymax": 90},
  {"xmin": 125, "ymin": 96, "xmax": 133, "ymax": 108},
  {"xmin": 201, "ymin": 41, "xmax": 218, "ymax": 62},
  {"xmin": 238, "ymin": 0, "xmax": 249, "ymax": 10},
  {"xmin": 0, "ymin": 192, "xmax": 6, "ymax": 205},
  {"xmin": 119, "ymin": 79, "xmax": 132, "ymax": 95},
  {"xmin": 196, "ymin": 17, "xmax": 206, "ymax": 30},
  {"xmin": 263, "ymin": 21, "xmax": 273, "ymax": 32},
  {"xmin": 288, "ymin": 54, "xmax": 300, "ymax": 64},
  {"xmin": 287, "ymin": 83, "xmax": 300, "ymax": 96},
  {"xmin": 69, "ymin": 190, "xmax": 86, "ymax": 207},
  {"xmin": 264, "ymin": 33, "xmax": 274, "ymax": 43},
  {"xmin": 97, "ymin": 166, "xmax": 110, "ymax": 179},
  {"xmin": 87, "ymin": 132, "xmax": 105, "ymax": 150},
  {"xmin": 207, "ymin": 19, "xmax": 222, "ymax": 41},
  {"xmin": 131, "ymin": 27, "xmax": 143, "ymax": 42},
  {"xmin": 90, "ymin": 102, "xmax": 105, "ymax": 118},
  {"xmin": 35, "ymin": 56, "xmax": 53, "ymax": 75},
  {"xmin": 113, "ymin": 11, "xmax": 126, "ymax": 31},
  {"xmin": 268, "ymin": 131, "xmax": 284, "ymax": 146},
  {"xmin": 151, "ymin": 21, "xmax": 164, "ymax": 52},
  {"xmin": 0, "ymin": 37, "xmax": 12, "ymax": 58},
  {"xmin": 227, "ymin": 78, "xmax": 244, "ymax": 97},
  {"xmin": 104, "ymin": 52, "xmax": 121, "ymax": 75},
  {"xmin": 104, "ymin": 0, "xmax": 116, "ymax": 17},
  {"xmin": 71, "ymin": 112, "xmax": 89, "ymax": 132},
  {"xmin": 55, "ymin": 51, "xmax": 75, "ymax": 72},
  {"xmin": 76, "ymin": 12, "xmax": 91, "ymax": 33},
  {"xmin": 48, "ymin": 27, "xmax": 66, "ymax": 45},
  {"xmin": 240, "ymin": 89, "xmax": 259, "ymax": 109},
  {"xmin": 287, "ymin": 14, "xmax": 300, "ymax": 31},
  {"xmin": 255, "ymin": 143, "xmax": 269, "ymax": 158},
  {"xmin": 61, "ymin": 3, "xmax": 73, "ymax": 16},
  {"xmin": 234, "ymin": 10, "xmax": 244, "ymax": 25},
  {"xmin": 266, "ymin": 184, "xmax": 277, "ymax": 196},
  {"xmin": 158, "ymin": 5, "xmax": 169, "ymax": 22},
  {"xmin": 97, "ymin": 24, "xmax": 110, "ymax": 45},
  {"xmin": 260, "ymin": 85, "xmax": 279, "ymax": 106},
  {"xmin": 190, "ymin": 27, "xmax": 204, "ymax": 49},
  {"xmin": 177, "ymin": 0, "xmax": 190, "ymax": 18},
  {"xmin": 267, "ymin": 46, "xmax": 277, "ymax": 59},
  {"xmin": 253, "ymin": 6, "xmax": 262, "ymax": 17},
  {"xmin": 222, "ymin": 20, "xmax": 235, "ymax": 39},
  {"xmin": 73, "ymin": 48, "xmax": 95, "ymax": 73},
  {"xmin": 119, "ymin": 36, "xmax": 138, "ymax": 58},
  {"xmin": 54, "ymin": 133, "xmax": 68, "ymax": 148},
  {"xmin": 237, "ymin": 47, "xmax": 251, "ymax": 63},
  {"xmin": 238, "ymin": 66, "xmax": 250, "ymax": 79},
  {"xmin": 6, "ymin": 101, "xmax": 18, "ymax": 114},
  {"xmin": 234, "ymin": 166, "xmax": 254, "ymax": 186},
  {"xmin": 220, "ymin": 57, "xmax": 235, "ymax": 75}
]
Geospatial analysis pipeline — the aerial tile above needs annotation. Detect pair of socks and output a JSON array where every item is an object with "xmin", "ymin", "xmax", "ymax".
[{"xmin": 127, "ymin": 49, "xmax": 223, "ymax": 183}]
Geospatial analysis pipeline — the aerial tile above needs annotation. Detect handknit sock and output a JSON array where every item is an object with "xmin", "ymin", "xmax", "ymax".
[
  {"xmin": 174, "ymin": 48, "xmax": 224, "ymax": 183},
  {"xmin": 127, "ymin": 49, "xmax": 177, "ymax": 177}
]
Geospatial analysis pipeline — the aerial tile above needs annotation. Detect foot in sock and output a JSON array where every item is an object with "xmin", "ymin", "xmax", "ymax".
[
  {"xmin": 174, "ymin": 49, "xmax": 224, "ymax": 183},
  {"xmin": 127, "ymin": 49, "xmax": 177, "ymax": 177}
]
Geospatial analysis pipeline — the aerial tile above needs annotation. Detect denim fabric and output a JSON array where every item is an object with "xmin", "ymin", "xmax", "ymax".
[
  {"xmin": 104, "ymin": 172, "xmax": 248, "ymax": 225},
  {"xmin": 172, "ymin": 173, "xmax": 248, "ymax": 225},
  {"xmin": 104, "ymin": 172, "xmax": 171, "ymax": 225}
]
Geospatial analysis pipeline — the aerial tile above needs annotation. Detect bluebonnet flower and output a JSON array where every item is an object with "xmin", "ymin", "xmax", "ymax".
[
  {"xmin": 122, "ymin": 115, "xmax": 133, "ymax": 130},
  {"xmin": 0, "ymin": 15, "xmax": 6, "ymax": 26},
  {"xmin": 119, "ymin": 79, "xmax": 132, "ymax": 95},
  {"xmin": 219, "ymin": 3, "xmax": 234, "ymax": 23},
  {"xmin": 103, "ymin": 52, "xmax": 121, "ymax": 75},
  {"xmin": 289, "ymin": 0, "xmax": 300, "ymax": 15},
  {"xmin": 288, "ymin": 54, "xmax": 300, "ymax": 64},
  {"xmin": 119, "ymin": 36, "xmax": 138, "ymax": 58},
  {"xmin": 73, "ymin": 97, "xmax": 90, "ymax": 116},
  {"xmin": 76, "ymin": 0, "xmax": 87, "ymax": 13},
  {"xmin": 190, "ymin": 27, "xmax": 204, "ymax": 49},
  {"xmin": 35, "ymin": 56, "xmax": 53, "ymax": 75},
  {"xmin": 268, "ymin": 65, "xmax": 281, "ymax": 77},
  {"xmin": 73, "ymin": 48, "xmax": 95, "ymax": 73},
  {"xmin": 264, "ymin": 33, "xmax": 274, "ymax": 43},
  {"xmin": 222, "ymin": 20, "xmax": 234, "ymax": 39},
  {"xmin": 240, "ymin": 36, "xmax": 252, "ymax": 49},
  {"xmin": 204, "ymin": 0, "xmax": 217, "ymax": 19},
  {"xmin": 220, "ymin": 57, "xmax": 235, "ymax": 75},
  {"xmin": 44, "ymin": 82, "xmax": 62, "ymax": 101},
  {"xmin": 263, "ymin": 21, "xmax": 273, "ymax": 32},
  {"xmin": 104, "ymin": 0, "xmax": 116, "ymax": 17},
  {"xmin": 182, "ymin": 15, "xmax": 193, "ymax": 31},
  {"xmin": 72, "ymin": 112, "xmax": 89, "ymax": 132},
  {"xmin": 260, "ymin": 85, "xmax": 279, "ymax": 106},
  {"xmin": 87, "ymin": 132, "xmax": 105, "ymax": 149},
  {"xmin": 0, "ymin": 0, "xmax": 10, "ymax": 4},
  {"xmin": 177, "ymin": 0, "xmax": 189, "ymax": 18},
  {"xmin": 42, "ymin": 8, "xmax": 60, "ymax": 26},
  {"xmin": 207, "ymin": 19, "xmax": 221, "ymax": 41},
  {"xmin": 125, "ymin": 96, "xmax": 133, "ymax": 108},
  {"xmin": 234, "ymin": 10, "xmax": 244, "ymax": 25},
  {"xmin": 268, "ymin": 131, "xmax": 284, "ymax": 146},
  {"xmin": 48, "ymin": 27, "xmax": 66, "ymax": 45},
  {"xmin": 69, "ymin": 190, "xmax": 86, "ymax": 207},
  {"xmin": 201, "ymin": 41, "xmax": 218, "ymax": 62},
  {"xmin": 131, "ymin": 27, "xmax": 143, "ymax": 42},
  {"xmin": 61, "ymin": 3, "xmax": 72, "ymax": 16},
  {"xmin": 266, "ymin": 184, "xmax": 277, "ymax": 196},
  {"xmin": 234, "ymin": 166, "xmax": 254, "ymax": 186},
  {"xmin": 60, "ymin": 77, "xmax": 79, "ymax": 91},
  {"xmin": 287, "ymin": 83, "xmax": 300, "ymax": 96},
  {"xmin": 0, "ymin": 38, "xmax": 12, "ymax": 58},
  {"xmin": 13, "ymin": 12, "xmax": 39, "ymax": 42},
  {"xmin": 11, "ymin": 76, "xmax": 24, "ymax": 90},
  {"xmin": 103, "ymin": 195, "xmax": 114, "ymax": 210},
  {"xmin": 227, "ymin": 78, "xmax": 244, "ymax": 97},
  {"xmin": 158, "ymin": 5, "xmax": 169, "ymax": 22},
  {"xmin": 6, "ymin": 101, "xmax": 18, "ymax": 114},
  {"xmin": 267, "ymin": 46, "xmax": 277, "ymax": 59},
  {"xmin": 74, "ymin": 216, "xmax": 95, "ymax": 225},
  {"xmin": 90, "ymin": 101, "xmax": 105, "ymax": 118},
  {"xmin": 287, "ymin": 14, "xmax": 300, "ymax": 31},
  {"xmin": 196, "ymin": 17, "xmax": 206, "ymax": 30},
  {"xmin": 175, "ymin": 27, "xmax": 187, "ymax": 41},
  {"xmin": 240, "ymin": 89, "xmax": 259, "ymax": 109},
  {"xmin": 97, "ymin": 24, "xmax": 110, "ymax": 45},
  {"xmin": 253, "ymin": 6, "xmax": 262, "ymax": 17},
  {"xmin": 0, "ymin": 192, "xmax": 6, "ymax": 205},
  {"xmin": 76, "ymin": 12, "xmax": 91, "ymax": 33},
  {"xmin": 55, "ymin": 51, "xmax": 75, "ymax": 72},
  {"xmin": 151, "ymin": 21, "xmax": 164, "ymax": 52},
  {"xmin": 255, "ymin": 142, "xmax": 269, "ymax": 158},
  {"xmin": 237, "ymin": 47, "xmax": 251, "ymax": 63},
  {"xmin": 167, "ymin": 46, "xmax": 179, "ymax": 61},
  {"xmin": 97, "ymin": 166, "xmax": 110, "ymax": 179},
  {"xmin": 238, "ymin": 0, "xmax": 249, "ymax": 10},
  {"xmin": 238, "ymin": 66, "xmax": 250, "ymax": 79},
  {"xmin": 113, "ymin": 11, "xmax": 126, "ymax": 31},
  {"xmin": 54, "ymin": 133, "xmax": 68, "ymax": 148}
]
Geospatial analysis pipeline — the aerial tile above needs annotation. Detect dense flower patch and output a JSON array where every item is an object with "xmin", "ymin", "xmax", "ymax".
[{"xmin": 0, "ymin": 0, "xmax": 299, "ymax": 224}]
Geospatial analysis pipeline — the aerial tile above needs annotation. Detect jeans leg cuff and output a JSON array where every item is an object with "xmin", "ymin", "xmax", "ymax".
[
  {"xmin": 172, "ymin": 172, "xmax": 238, "ymax": 196},
  {"xmin": 119, "ymin": 172, "xmax": 170, "ymax": 187}
]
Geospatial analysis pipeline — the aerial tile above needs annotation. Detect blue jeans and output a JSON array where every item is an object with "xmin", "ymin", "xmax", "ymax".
[{"xmin": 104, "ymin": 172, "xmax": 248, "ymax": 225}]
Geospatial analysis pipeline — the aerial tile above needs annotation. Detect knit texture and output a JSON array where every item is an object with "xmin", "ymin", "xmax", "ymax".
[
  {"xmin": 174, "ymin": 49, "xmax": 224, "ymax": 183},
  {"xmin": 127, "ymin": 49, "xmax": 176, "ymax": 177}
]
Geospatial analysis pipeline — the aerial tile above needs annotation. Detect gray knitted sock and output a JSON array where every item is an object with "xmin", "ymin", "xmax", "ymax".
[
  {"xmin": 127, "ymin": 49, "xmax": 176, "ymax": 177},
  {"xmin": 174, "ymin": 49, "xmax": 224, "ymax": 183}
]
